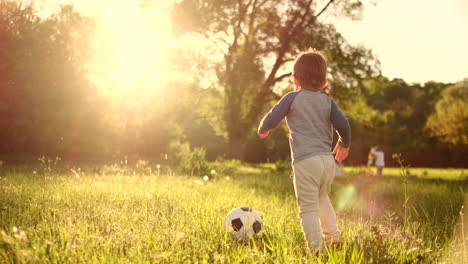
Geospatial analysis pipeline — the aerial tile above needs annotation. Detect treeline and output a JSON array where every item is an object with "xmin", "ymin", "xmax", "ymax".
[
  {"xmin": 343, "ymin": 77, "xmax": 467, "ymax": 167},
  {"xmin": 0, "ymin": 1, "xmax": 466, "ymax": 167}
]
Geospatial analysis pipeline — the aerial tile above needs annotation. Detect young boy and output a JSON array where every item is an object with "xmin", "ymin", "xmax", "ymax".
[
  {"xmin": 369, "ymin": 146, "xmax": 385, "ymax": 176},
  {"xmin": 257, "ymin": 49, "xmax": 351, "ymax": 254}
]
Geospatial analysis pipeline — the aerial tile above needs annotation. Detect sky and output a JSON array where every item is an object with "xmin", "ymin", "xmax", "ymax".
[
  {"xmin": 36, "ymin": 0, "xmax": 468, "ymax": 85},
  {"xmin": 330, "ymin": 0, "xmax": 468, "ymax": 84}
]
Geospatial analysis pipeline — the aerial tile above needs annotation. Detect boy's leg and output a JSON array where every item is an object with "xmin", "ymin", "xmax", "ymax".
[
  {"xmin": 318, "ymin": 155, "xmax": 341, "ymax": 243},
  {"xmin": 293, "ymin": 155, "xmax": 323, "ymax": 253},
  {"xmin": 376, "ymin": 166, "xmax": 383, "ymax": 176},
  {"xmin": 319, "ymin": 196, "xmax": 340, "ymax": 243}
]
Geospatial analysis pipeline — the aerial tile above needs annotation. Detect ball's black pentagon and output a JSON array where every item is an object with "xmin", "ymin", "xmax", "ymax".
[
  {"xmin": 253, "ymin": 220, "xmax": 262, "ymax": 234},
  {"xmin": 231, "ymin": 218, "xmax": 243, "ymax": 231},
  {"xmin": 240, "ymin": 207, "xmax": 252, "ymax": 212}
]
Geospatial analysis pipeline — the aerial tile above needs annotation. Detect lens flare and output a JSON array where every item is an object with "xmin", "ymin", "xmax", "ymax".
[{"xmin": 336, "ymin": 184, "xmax": 358, "ymax": 210}]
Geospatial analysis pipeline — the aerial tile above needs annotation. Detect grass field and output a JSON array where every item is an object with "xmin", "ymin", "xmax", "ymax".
[{"xmin": 0, "ymin": 162, "xmax": 466, "ymax": 263}]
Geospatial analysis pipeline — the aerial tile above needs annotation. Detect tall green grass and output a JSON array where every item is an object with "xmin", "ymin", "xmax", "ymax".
[
  {"xmin": 0, "ymin": 164, "xmax": 466, "ymax": 263},
  {"xmin": 343, "ymin": 166, "xmax": 466, "ymax": 181}
]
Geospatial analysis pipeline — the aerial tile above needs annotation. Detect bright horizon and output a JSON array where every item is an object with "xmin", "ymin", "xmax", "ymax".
[{"xmin": 37, "ymin": 0, "xmax": 468, "ymax": 87}]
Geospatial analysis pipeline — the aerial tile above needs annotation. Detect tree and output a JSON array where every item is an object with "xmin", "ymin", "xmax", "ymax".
[
  {"xmin": 0, "ymin": 1, "xmax": 38, "ymax": 158},
  {"xmin": 353, "ymin": 76, "xmax": 464, "ymax": 166},
  {"xmin": 426, "ymin": 79, "xmax": 468, "ymax": 146},
  {"xmin": 171, "ymin": 0, "xmax": 379, "ymax": 158},
  {"xmin": 136, "ymin": 83, "xmax": 226, "ymax": 161},
  {"xmin": 0, "ymin": 2, "xmax": 102, "ymax": 161}
]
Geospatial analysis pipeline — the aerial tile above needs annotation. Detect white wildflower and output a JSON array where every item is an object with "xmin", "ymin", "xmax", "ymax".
[{"xmin": 195, "ymin": 180, "xmax": 204, "ymax": 185}]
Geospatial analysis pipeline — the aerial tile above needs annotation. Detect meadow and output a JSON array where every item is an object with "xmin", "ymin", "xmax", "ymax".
[{"xmin": 0, "ymin": 162, "xmax": 466, "ymax": 263}]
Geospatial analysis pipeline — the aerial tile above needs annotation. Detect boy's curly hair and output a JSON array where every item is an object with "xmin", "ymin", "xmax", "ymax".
[{"xmin": 293, "ymin": 48, "xmax": 327, "ymax": 90}]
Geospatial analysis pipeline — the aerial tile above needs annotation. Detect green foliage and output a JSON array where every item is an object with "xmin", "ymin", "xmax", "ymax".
[
  {"xmin": 167, "ymin": 141, "xmax": 191, "ymax": 165},
  {"xmin": 0, "ymin": 1, "xmax": 226, "ymax": 163},
  {"xmin": 0, "ymin": 1, "xmax": 466, "ymax": 168},
  {"xmin": 182, "ymin": 148, "xmax": 210, "ymax": 176},
  {"xmin": 0, "ymin": 1, "xmax": 103, "ymax": 159},
  {"xmin": 172, "ymin": 0, "xmax": 380, "ymax": 159},
  {"xmin": 345, "ymin": 76, "xmax": 466, "ymax": 167},
  {"xmin": 134, "ymin": 84, "xmax": 225, "ymax": 161},
  {"xmin": 264, "ymin": 122, "xmax": 291, "ymax": 162},
  {"xmin": 427, "ymin": 79, "xmax": 468, "ymax": 146}
]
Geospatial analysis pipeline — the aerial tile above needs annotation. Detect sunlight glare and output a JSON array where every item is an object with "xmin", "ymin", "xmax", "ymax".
[
  {"xmin": 90, "ymin": 1, "xmax": 173, "ymax": 98},
  {"xmin": 336, "ymin": 184, "xmax": 358, "ymax": 210},
  {"xmin": 38, "ymin": 0, "xmax": 226, "ymax": 100}
]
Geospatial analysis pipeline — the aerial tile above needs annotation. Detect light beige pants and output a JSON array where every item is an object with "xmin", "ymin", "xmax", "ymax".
[{"xmin": 292, "ymin": 154, "xmax": 340, "ymax": 252}]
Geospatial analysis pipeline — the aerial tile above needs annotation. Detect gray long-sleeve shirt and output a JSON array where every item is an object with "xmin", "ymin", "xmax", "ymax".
[{"xmin": 258, "ymin": 89, "xmax": 351, "ymax": 163}]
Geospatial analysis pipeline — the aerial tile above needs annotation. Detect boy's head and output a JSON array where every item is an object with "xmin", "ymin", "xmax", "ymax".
[{"xmin": 292, "ymin": 48, "xmax": 328, "ymax": 91}]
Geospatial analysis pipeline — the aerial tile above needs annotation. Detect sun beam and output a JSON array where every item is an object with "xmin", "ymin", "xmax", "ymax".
[
  {"xmin": 38, "ymin": 0, "xmax": 221, "ymax": 100},
  {"xmin": 89, "ymin": 1, "xmax": 174, "ymax": 99}
]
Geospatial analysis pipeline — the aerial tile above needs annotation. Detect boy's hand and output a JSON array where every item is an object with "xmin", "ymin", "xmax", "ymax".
[
  {"xmin": 332, "ymin": 143, "xmax": 349, "ymax": 162},
  {"xmin": 258, "ymin": 131, "xmax": 270, "ymax": 139}
]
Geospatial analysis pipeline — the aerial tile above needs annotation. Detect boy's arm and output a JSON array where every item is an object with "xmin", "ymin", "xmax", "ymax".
[
  {"xmin": 330, "ymin": 100, "xmax": 351, "ymax": 147},
  {"xmin": 258, "ymin": 92, "xmax": 298, "ymax": 138},
  {"xmin": 330, "ymin": 100, "xmax": 351, "ymax": 162}
]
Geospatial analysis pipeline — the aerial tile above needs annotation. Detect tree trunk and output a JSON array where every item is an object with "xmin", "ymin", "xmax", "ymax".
[{"xmin": 226, "ymin": 135, "xmax": 248, "ymax": 159}]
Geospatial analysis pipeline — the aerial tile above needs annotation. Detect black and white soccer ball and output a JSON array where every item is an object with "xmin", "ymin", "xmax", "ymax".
[{"xmin": 223, "ymin": 207, "xmax": 263, "ymax": 240}]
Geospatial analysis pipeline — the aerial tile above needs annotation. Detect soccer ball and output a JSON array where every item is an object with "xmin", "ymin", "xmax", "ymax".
[{"xmin": 223, "ymin": 207, "xmax": 263, "ymax": 240}]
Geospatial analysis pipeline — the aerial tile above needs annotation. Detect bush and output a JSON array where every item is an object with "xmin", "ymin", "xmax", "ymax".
[
  {"xmin": 274, "ymin": 159, "xmax": 291, "ymax": 173},
  {"xmin": 182, "ymin": 148, "xmax": 210, "ymax": 176},
  {"xmin": 167, "ymin": 141, "xmax": 191, "ymax": 165}
]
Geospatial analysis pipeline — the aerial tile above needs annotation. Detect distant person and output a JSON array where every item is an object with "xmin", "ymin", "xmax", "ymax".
[
  {"xmin": 367, "ymin": 151, "xmax": 375, "ymax": 166},
  {"xmin": 257, "ymin": 49, "xmax": 351, "ymax": 254},
  {"xmin": 369, "ymin": 146, "xmax": 385, "ymax": 176}
]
